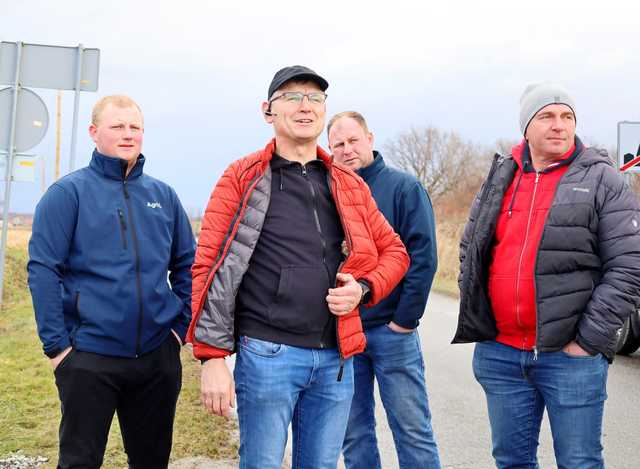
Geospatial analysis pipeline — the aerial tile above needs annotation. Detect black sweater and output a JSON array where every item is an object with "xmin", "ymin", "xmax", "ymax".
[{"xmin": 236, "ymin": 154, "xmax": 344, "ymax": 348}]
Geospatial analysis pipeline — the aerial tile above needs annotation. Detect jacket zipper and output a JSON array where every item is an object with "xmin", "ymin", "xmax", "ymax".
[
  {"xmin": 197, "ymin": 171, "xmax": 264, "ymax": 314},
  {"xmin": 515, "ymin": 171, "xmax": 541, "ymax": 349},
  {"xmin": 458, "ymin": 155, "xmax": 503, "ymax": 336},
  {"xmin": 302, "ymin": 164, "xmax": 331, "ymax": 349},
  {"xmin": 117, "ymin": 209, "xmax": 128, "ymax": 250},
  {"xmin": 532, "ymin": 160, "xmax": 577, "ymax": 359},
  {"xmin": 479, "ymin": 155, "xmax": 502, "ymax": 202},
  {"xmin": 122, "ymin": 175, "xmax": 145, "ymax": 357},
  {"xmin": 328, "ymin": 169, "xmax": 353, "ymax": 380}
]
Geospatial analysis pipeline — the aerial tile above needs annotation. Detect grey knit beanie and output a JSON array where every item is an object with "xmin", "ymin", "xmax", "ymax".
[{"xmin": 519, "ymin": 82, "xmax": 576, "ymax": 135}]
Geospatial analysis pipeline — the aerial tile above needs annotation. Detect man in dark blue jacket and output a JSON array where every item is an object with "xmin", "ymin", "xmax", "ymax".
[
  {"xmin": 328, "ymin": 111, "xmax": 441, "ymax": 469},
  {"xmin": 28, "ymin": 95, "xmax": 195, "ymax": 469}
]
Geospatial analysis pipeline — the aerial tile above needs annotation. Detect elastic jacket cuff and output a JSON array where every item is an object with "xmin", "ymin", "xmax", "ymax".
[
  {"xmin": 192, "ymin": 342, "xmax": 232, "ymax": 361},
  {"xmin": 575, "ymin": 337, "xmax": 599, "ymax": 356},
  {"xmin": 44, "ymin": 337, "xmax": 71, "ymax": 358},
  {"xmin": 391, "ymin": 317, "xmax": 419, "ymax": 330}
]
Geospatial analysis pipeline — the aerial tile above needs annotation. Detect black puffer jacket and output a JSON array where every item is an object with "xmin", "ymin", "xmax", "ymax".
[{"xmin": 453, "ymin": 142, "xmax": 640, "ymax": 360}]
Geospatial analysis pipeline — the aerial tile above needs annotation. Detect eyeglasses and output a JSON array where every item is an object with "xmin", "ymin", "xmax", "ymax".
[{"xmin": 269, "ymin": 91, "xmax": 328, "ymax": 106}]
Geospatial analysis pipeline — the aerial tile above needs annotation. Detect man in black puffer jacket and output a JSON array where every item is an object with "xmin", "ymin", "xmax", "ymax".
[{"xmin": 453, "ymin": 82, "xmax": 640, "ymax": 469}]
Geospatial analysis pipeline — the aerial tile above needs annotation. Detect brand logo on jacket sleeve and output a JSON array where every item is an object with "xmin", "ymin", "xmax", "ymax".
[{"xmin": 147, "ymin": 201, "xmax": 162, "ymax": 209}]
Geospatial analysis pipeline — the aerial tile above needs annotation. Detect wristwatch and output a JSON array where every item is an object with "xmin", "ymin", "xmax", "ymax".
[{"xmin": 357, "ymin": 280, "xmax": 372, "ymax": 305}]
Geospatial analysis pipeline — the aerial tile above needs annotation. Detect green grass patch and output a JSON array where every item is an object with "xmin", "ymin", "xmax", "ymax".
[
  {"xmin": 2, "ymin": 246, "xmax": 29, "ymax": 307},
  {"xmin": 1, "ymin": 247, "xmax": 238, "ymax": 467},
  {"xmin": 0, "ymin": 300, "xmax": 62, "ymax": 466}
]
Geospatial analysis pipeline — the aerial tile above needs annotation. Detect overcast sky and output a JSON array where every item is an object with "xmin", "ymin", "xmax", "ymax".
[{"xmin": 2, "ymin": 0, "xmax": 639, "ymax": 214}]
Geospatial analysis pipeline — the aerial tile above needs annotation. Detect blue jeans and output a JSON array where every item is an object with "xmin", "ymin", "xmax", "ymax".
[
  {"xmin": 473, "ymin": 341, "xmax": 609, "ymax": 469},
  {"xmin": 234, "ymin": 335, "xmax": 354, "ymax": 469},
  {"xmin": 342, "ymin": 324, "xmax": 441, "ymax": 469}
]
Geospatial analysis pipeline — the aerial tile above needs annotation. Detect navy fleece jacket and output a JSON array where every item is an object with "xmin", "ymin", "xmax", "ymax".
[
  {"xmin": 28, "ymin": 150, "xmax": 195, "ymax": 358},
  {"xmin": 356, "ymin": 152, "xmax": 437, "ymax": 329}
]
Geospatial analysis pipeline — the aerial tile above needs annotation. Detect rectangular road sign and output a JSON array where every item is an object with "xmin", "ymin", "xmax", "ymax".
[
  {"xmin": 618, "ymin": 121, "xmax": 640, "ymax": 173},
  {"xmin": 0, "ymin": 42, "xmax": 99, "ymax": 91},
  {"xmin": 0, "ymin": 152, "xmax": 37, "ymax": 182}
]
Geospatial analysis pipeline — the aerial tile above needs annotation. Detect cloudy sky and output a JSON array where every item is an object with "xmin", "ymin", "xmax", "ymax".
[{"xmin": 2, "ymin": 0, "xmax": 639, "ymax": 214}]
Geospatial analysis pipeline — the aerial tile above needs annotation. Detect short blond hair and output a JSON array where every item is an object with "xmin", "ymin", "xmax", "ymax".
[
  {"xmin": 327, "ymin": 111, "xmax": 370, "ymax": 136},
  {"xmin": 91, "ymin": 95, "xmax": 143, "ymax": 125}
]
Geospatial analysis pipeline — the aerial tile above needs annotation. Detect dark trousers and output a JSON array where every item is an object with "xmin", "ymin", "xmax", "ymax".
[{"xmin": 54, "ymin": 334, "xmax": 182, "ymax": 469}]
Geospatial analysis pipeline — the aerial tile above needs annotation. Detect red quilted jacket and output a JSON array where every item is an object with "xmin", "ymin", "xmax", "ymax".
[
  {"xmin": 187, "ymin": 139, "xmax": 409, "ymax": 360},
  {"xmin": 489, "ymin": 140, "xmax": 574, "ymax": 350}
]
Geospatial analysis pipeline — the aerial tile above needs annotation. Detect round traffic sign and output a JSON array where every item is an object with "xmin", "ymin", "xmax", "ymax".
[{"xmin": 0, "ymin": 87, "xmax": 49, "ymax": 153}]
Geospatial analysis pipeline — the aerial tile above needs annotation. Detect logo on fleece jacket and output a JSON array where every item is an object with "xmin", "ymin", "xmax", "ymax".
[{"xmin": 147, "ymin": 202, "xmax": 162, "ymax": 209}]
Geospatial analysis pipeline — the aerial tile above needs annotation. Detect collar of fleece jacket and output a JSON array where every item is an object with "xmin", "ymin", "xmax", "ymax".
[{"xmin": 89, "ymin": 149, "xmax": 145, "ymax": 180}]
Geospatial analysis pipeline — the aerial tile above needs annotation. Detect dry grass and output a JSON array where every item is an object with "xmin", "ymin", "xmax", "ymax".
[
  {"xmin": 6, "ymin": 228, "xmax": 31, "ymax": 249},
  {"xmin": 1, "ymin": 229, "xmax": 31, "ymax": 307},
  {"xmin": 1, "ymin": 231, "xmax": 238, "ymax": 467},
  {"xmin": 432, "ymin": 220, "xmax": 464, "ymax": 298}
]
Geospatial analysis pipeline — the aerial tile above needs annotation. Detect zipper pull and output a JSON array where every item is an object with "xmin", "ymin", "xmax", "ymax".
[
  {"xmin": 535, "ymin": 172, "xmax": 541, "ymax": 184},
  {"xmin": 533, "ymin": 347, "xmax": 539, "ymax": 361},
  {"xmin": 302, "ymin": 165, "xmax": 307, "ymax": 177},
  {"xmin": 337, "ymin": 360, "xmax": 344, "ymax": 382},
  {"xmin": 123, "ymin": 181, "xmax": 130, "ymax": 199},
  {"xmin": 118, "ymin": 209, "xmax": 127, "ymax": 230}
]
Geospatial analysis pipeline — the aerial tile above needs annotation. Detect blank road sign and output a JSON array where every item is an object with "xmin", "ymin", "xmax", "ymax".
[
  {"xmin": 0, "ymin": 42, "xmax": 100, "ymax": 91},
  {"xmin": 0, "ymin": 87, "xmax": 49, "ymax": 152},
  {"xmin": 0, "ymin": 152, "xmax": 37, "ymax": 182},
  {"xmin": 618, "ymin": 121, "xmax": 640, "ymax": 173}
]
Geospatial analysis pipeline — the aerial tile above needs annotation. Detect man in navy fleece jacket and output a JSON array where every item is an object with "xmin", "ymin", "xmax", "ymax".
[
  {"xmin": 328, "ymin": 111, "xmax": 441, "ymax": 469},
  {"xmin": 28, "ymin": 95, "xmax": 194, "ymax": 469}
]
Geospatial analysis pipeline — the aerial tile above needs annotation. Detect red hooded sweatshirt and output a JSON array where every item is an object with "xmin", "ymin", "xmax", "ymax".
[{"xmin": 488, "ymin": 140, "xmax": 578, "ymax": 350}]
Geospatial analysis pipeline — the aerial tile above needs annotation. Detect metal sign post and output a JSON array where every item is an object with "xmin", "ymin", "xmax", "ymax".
[
  {"xmin": 69, "ymin": 44, "xmax": 84, "ymax": 172},
  {"xmin": 0, "ymin": 41, "xmax": 99, "ymax": 306},
  {"xmin": 0, "ymin": 41, "xmax": 23, "ymax": 305},
  {"xmin": 0, "ymin": 41, "xmax": 100, "ymax": 173}
]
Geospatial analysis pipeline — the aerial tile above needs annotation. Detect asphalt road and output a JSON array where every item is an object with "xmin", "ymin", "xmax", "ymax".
[
  {"xmin": 337, "ymin": 292, "xmax": 640, "ymax": 469},
  {"xmin": 217, "ymin": 292, "xmax": 640, "ymax": 469}
]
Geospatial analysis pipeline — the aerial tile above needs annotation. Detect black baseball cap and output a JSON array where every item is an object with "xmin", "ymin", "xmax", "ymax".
[{"xmin": 267, "ymin": 65, "xmax": 329, "ymax": 100}]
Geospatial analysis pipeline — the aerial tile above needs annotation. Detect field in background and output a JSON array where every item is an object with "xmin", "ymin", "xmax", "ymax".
[
  {"xmin": 0, "ymin": 230, "xmax": 238, "ymax": 467},
  {"xmin": 432, "ymin": 221, "xmax": 464, "ymax": 297},
  {"xmin": 6, "ymin": 228, "xmax": 31, "ymax": 249}
]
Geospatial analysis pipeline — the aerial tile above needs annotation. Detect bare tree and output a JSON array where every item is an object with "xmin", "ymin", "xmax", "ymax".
[
  {"xmin": 383, "ymin": 126, "xmax": 489, "ymax": 202},
  {"xmin": 493, "ymin": 138, "xmax": 520, "ymax": 157}
]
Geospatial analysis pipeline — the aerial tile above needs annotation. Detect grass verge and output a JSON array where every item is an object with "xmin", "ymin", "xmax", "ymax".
[
  {"xmin": 1, "ymin": 243, "xmax": 238, "ymax": 468},
  {"xmin": 432, "ymin": 221, "xmax": 463, "ymax": 299},
  {"xmin": 0, "ymin": 302, "xmax": 239, "ymax": 468}
]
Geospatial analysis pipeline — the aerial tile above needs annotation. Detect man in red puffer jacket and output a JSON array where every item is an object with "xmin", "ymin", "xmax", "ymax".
[
  {"xmin": 187, "ymin": 65, "xmax": 409, "ymax": 469},
  {"xmin": 454, "ymin": 83, "xmax": 640, "ymax": 469}
]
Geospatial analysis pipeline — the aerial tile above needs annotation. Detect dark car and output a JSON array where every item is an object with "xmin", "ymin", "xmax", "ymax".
[{"xmin": 615, "ymin": 308, "xmax": 640, "ymax": 355}]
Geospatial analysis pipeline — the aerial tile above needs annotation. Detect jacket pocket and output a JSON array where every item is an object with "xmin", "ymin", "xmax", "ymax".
[
  {"xmin": 74, "ymin": 291, "xmax": 81, "ymax": 318},
  {"xmin": 72, "ymin": 290, "xmax": 86, "ymax": 333},
  {"xmin": 267, "ymin": 265, "xmax": 331, "ymax": 334},
  {"xmin": 117, "ymin": 208, "xmax": 128, "ymax": 250},
  {"xmin": 238, "ymin": 336, "xmax": 286, "ymax": 357}
]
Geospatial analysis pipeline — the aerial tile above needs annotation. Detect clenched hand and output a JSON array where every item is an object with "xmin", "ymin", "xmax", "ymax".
[{"xmin": 326, "ymin": 273, "xmax": 363, "ymax": 316}]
